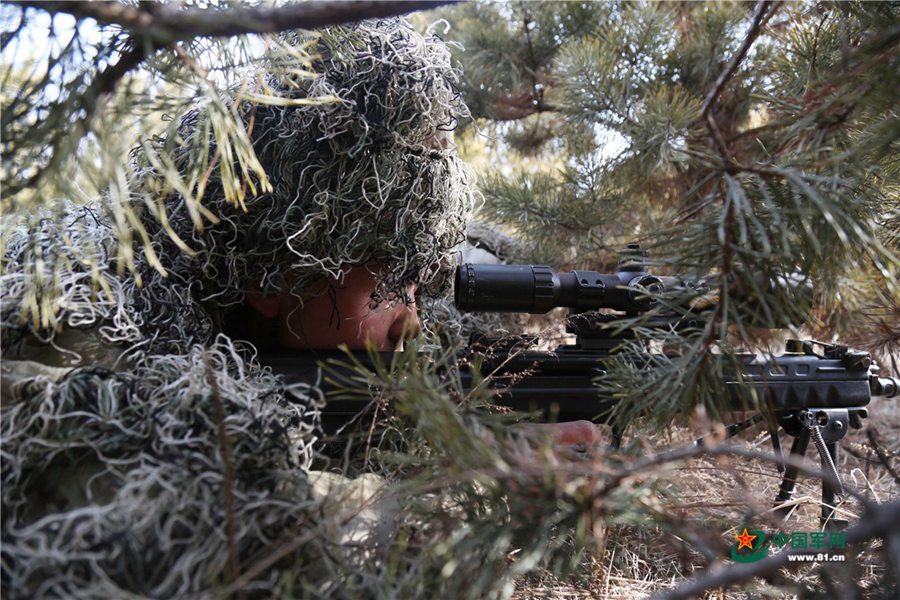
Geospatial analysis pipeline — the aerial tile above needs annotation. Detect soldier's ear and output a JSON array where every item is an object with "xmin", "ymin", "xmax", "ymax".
[{"xmin": 244, "ymin": 284, "xmax": 281, "ymax": 319}]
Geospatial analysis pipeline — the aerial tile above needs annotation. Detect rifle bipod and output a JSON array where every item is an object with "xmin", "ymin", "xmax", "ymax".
[
  {"xmin": 689, "ymin": 408, "xmax": 865, "ymax": 528},
  {"xmin": 774, "ymin": 408, "xmax": 867, "ymax": 529}
]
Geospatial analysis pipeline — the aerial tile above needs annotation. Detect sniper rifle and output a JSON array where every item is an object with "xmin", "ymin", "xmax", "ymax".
[
  {"xmin": 451, "ymin": 244, "xmax": 898, "ymax": 525},
  {"xmin": 263, "ymin": 244, "xmax": 898, "ymax": 526}
]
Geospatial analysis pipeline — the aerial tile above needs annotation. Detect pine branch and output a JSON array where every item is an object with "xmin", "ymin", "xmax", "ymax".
[
  {"xmin": 5, "ymin": 0, "xmax": 455, "ymax": 198},
  {"xmin": 700, "ymin": 1, "xmax": 777, "ymax": 120},
  {"xmin": 13, "ymin": 1, "xmax": 457, "ymax": 45},
  {"xmin": 203, "ymin": 353, "xmax": 239, "ymax": 590},
  {"xmin": 700, "ymin": 0, "xmax": 779, "ymax": 167},
  {"xmin": 482, "ymin": 98, "xmax": 559, "ymax": 121},
  {"xmin": 867, "ymin": 429, "xmax": 900, "ymax": 486},
  {"xmin": 653, "ymin": 499, "xmax": 900, "ymax": 600},
  {"xmin": 7, "ymin": 43, "xmax": 147, "ymax": 200},
  {"xmin": 590, "ymin": 441, "xmax": 867, "ymax": 505}
]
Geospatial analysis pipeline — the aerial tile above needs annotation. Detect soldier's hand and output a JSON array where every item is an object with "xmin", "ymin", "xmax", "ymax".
[{"xmin": 508, "ymin": 420, "xmax": 608, "ymax": 465}]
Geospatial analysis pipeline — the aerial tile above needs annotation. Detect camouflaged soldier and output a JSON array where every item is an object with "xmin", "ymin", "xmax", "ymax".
[{"xmin": 1, "ymin": 19, "xmax": 475, "ymax": 598}]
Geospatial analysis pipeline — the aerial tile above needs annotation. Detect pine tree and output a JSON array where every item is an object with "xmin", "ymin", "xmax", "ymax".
[
  {"xmin": 442, "ymin": 0, "xmax": 899, "ymax": 422},
  {"xmin": 435, "ymin": 4, "xmax": 900, "ymax": 592}
]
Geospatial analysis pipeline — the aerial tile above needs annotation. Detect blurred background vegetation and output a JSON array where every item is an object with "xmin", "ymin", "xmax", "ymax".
[{"xmin": 432, "ymin": 0, "xmax": 898, "ymax": 359}]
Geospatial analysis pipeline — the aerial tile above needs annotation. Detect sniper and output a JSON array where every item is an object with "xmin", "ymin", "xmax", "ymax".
[{"xmin": 1, "ymin": 17, "xmax": 601, "ymax": 598}]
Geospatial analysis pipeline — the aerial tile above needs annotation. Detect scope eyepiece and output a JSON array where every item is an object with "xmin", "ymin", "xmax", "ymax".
[
  {"xmin": 627, "ymin": 275, "xmax": 664, "ymax": 308},
  {"xmin": 454, "ymin": 263, "xmax": 676, "ymax": 314}
]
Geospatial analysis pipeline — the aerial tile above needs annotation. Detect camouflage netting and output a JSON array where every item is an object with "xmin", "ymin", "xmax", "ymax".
[
  {"xmin": 1, "ymin": 19, "xmax": 474, "ymax": 598},
  {"xmin": 1, "ymin": 333, "xmax": 322, "ymax": 596},
  {"xmin": 0, "ymin": 200, "xmax": 330, "ymax": 598}
]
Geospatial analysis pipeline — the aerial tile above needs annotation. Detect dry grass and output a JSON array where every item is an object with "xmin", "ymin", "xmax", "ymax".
[{"xmin": 513, "ymin": 396, "xmax": 900, "ymax": 599}]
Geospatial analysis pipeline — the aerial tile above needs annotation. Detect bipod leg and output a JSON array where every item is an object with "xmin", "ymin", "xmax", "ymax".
[
  {"xmin": 693, "ymin": 414, "xmax": 764, "ymax": 447},
  {"xmin": 821, "ymin": 440, "xmax": 848, "ymax": 529},
  {"xmin": 774, "ymin": 428, "xmax": 810, "ymax": 518},
  {"xmin": 801, "ymin": 410, "xmax": 850, "ymax": 529},
  {"xmin": 610, "ymin": 424, "xmax": 624, "ymax": 451},
  {"xmin": 765, "ymin": 415, "xmax": 784, "ymax": 474}
]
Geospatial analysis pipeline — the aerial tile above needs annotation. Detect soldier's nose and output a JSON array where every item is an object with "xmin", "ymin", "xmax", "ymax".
[{"xmin": 387, "ymin": 304, "xmax": 421, "ymax": 348}]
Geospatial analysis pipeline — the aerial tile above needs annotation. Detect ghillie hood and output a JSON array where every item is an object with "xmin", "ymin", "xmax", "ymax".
[{"xmin": 136, "ymin": 18, "xmax": 476, "ymax": 316}]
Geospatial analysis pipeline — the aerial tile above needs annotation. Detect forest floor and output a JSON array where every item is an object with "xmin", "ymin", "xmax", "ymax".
[{"xmin": 514, "ymin": 391, "xmax": 900, "ymax": 599}]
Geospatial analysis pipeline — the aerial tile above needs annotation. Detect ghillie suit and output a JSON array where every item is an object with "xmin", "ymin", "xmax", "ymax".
[{"xmin": 1, "ymin": 19, "xmax": 474, "ymax": 598}]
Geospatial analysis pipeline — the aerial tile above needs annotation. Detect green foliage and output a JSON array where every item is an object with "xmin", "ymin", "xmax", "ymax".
[
  {"xmin": 3, "ymin": 1, "xmax": 899, "ymax": 597},
  {"xmin": 432, "ymin": 5, "xmax": 900, "ymax": 590},
  {"xmin": 440, "ymin": 1, "xmax": 900, "ymax": 424}
]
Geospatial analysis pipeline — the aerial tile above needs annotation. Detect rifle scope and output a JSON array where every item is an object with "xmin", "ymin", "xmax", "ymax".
[{"xmin": 455, "ymin": 263, "xmax": 684, "ymax": 314}]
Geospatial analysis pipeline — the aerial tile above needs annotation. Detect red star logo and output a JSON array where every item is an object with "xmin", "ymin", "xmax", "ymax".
[{"xmin": 736, "ymin": 528, "xmax": 757, "ymax": 550}]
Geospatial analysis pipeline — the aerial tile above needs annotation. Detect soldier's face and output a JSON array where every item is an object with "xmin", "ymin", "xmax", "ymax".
[{"xmin": 273, "ymin": 266, "xmax": 421, "ymax": 351}]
